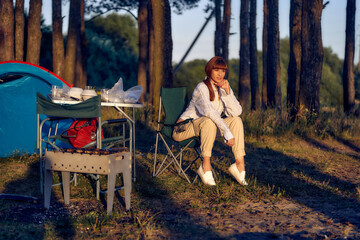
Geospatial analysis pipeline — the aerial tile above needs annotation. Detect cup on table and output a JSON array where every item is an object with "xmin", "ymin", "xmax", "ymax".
[
  {"xmin": 85, "ymin": 86, "xmax": 94, "ymax": 90},
  {"xmin": 51, "ymin": 85, "xmax": 63, "ymax": 99}
]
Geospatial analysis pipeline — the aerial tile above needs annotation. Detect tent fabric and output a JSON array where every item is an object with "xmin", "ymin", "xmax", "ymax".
[{"xmin": 0, "ymin": 61, "xmax": 71, "ymax": 157}]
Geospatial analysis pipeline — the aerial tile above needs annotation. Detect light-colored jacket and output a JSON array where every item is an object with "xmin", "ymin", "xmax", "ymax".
[{"xmin": 179, "ymin": 82, "xmax": 242, "ymax": 140}]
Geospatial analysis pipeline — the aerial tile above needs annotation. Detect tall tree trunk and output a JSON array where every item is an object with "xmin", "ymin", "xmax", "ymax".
[
  {"xmin": 26, "ymin": 0, "xmax": 42, "ymax": 65},
  {"xmin": 287, "ymin": 0, "xmax": 302, "ymax": 120},
  {"xmin": 238, "ymin": 0, "xmax": 250, "ymax": 109},
  {"xmin": 222, "ymin": 0, "xmax": 231, "ymax": 63},
  {"xmin": 138, "ymin": 0, "xmax": 149, "ymax": 103},
  {"xmin": 52, "ymin": 0, "xmax": 65, "ymax": 78},
  {"xmin": 150, "ymin": 0, "xmax": 173, "ymax": 112},
  {"xmin": 163, "ymin": 1, "xmax": 173, "ymax": 88},
  {"xmin": 15, "ymin": 0, "xmax": 25, "ymax": 61},
  {"xmin": 300, "ymin": 0, "xmax": 324, "ymax": 114},
  {"xmin": 0, "ymin": 0, "xmax": 15, "ymax": 61},
  {"xmin": 343, "ymin": 0, "xmax": 355, "ymax": 113},
  {"xmin": 261, "ymin": 0, "xmax": 268, "ymax": 109},
  {"xmin": 64, "ymin": 0, "xmax": 81, "ymax": 86},
  {"xmin": 267, "ymin": 0, "xmax": 281, "ymax": 108},
  {"xmin": 148, "ymin": 3, "xmax": 154, "ymax": 105},
  {"xmin": 214, "ymin": 0, "xmax": 222, "ymax": 56},
  {"xmin": 249, "ymin": 0, "xmax": 260, "ymax": 110},
  {"xmin": 74, "ymin": 0, "xmax": 87, "ymax": 88}
]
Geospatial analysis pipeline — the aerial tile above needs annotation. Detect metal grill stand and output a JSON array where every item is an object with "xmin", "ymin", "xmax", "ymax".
[{"xmin": 44, "ymin": 150, "xmax": 131, "ymax": 214}]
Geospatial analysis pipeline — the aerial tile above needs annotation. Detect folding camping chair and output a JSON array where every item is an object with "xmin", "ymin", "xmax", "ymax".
[
  {"xmin": 153, "ymin": 87, "xmax": 203, "ymax": 183},
  {"xmin": 36, "ymin": 93, "xmax": 132, "ymax": 198}
]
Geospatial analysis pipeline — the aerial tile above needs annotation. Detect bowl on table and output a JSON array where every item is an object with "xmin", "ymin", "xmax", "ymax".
[
  {"xmin": 68, "ymin": 87, "xmax": 83, "ymax": 100},
  {"xmin": 81, "ymin": 89, "xmax": 97, "ymax": 101}
]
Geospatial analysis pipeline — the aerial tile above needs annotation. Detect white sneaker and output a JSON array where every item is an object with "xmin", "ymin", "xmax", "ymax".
[
  {"xmin": 228, "ymin": 163, "xmax": 248, "ymax": 186},
  {"xmin": 197, "ymin": 165, "xmax": 216, "ymax": 186}
]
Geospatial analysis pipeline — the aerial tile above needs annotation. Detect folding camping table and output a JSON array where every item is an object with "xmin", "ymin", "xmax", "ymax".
[{"xmin": 51, "ymin": 97, "xmax": 143, "ymax": 181}]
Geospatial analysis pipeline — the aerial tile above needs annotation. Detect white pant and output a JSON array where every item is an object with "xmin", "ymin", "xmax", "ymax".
[{"xmin": 172, "ymin": 116, "xmax": 245, "ymax": 159}]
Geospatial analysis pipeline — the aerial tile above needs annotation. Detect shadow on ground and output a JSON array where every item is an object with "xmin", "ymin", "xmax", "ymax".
[
  {"xmin": 0, "ymin": 158, "xmax": 76, "ymax": 239},
  {"xmin": 243, "ymin": 140, "xmax": 360, "ymax": 231}
]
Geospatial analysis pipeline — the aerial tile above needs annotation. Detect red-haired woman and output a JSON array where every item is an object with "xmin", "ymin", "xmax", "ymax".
[{"xmin": 172, "ymin": 56, "xmax": 247, "ymax": 186}]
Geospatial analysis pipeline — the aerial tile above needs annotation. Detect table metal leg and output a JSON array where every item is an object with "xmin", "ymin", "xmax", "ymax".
[
  {"xmin": 114, "ymin": 106, "xmax": 137, "ymax": 182},
  {"xmin": 132, "ymin": 108, "xmax": 136, "ymax": 182}
]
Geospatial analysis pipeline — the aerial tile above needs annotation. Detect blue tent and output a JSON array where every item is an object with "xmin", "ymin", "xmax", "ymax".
[{"xmin": 0, "ymin": 61, "xmax": 71, "ymax": 157}]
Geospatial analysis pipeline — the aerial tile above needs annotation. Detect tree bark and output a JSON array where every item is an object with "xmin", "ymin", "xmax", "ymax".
[
  {"xmin": 287, "ymin": 0, "xmax": 302, "ymax": 120},
  {"xmin": 0, "ymin": 0, "xmax": 15, "ymax": 61},
  {"xmin": 15, "ymin": 0, "xmax": 25, "ymax": 61},
  {"xmin": 150, "ymin": 0, "xmax": 173, "ymax": 111},
  {"xmin": 52, "ymin": 0, "xmax": 65, "ymax": 78},
  {"xmin": 343, "ymin": 0, "xmax": 355, "ymax": 113},
  {"xmin": 64, "ymin": 0, "xmax": 81, "ymax": 86},
  {"xmin": 148, "ymin": 2, "xmax": 154, "ymax": 105},
  {"xmin": 266, "ymin": 0, "xmax": 281, "ymax": 108},
  {"xmin": 214, "ymin": 0, "xmax": 222, "ymax": 56},
  {"xmin": 222, "ymin": 0, "xmax": 231, "ymax": 63},
  {"xmin": 238, "ymin": 0, "xmax": 250, "ymax": 109},
  {"xmin": 300, "ymin": 0, "xmax": 323, "ymax": 114},
  {"xmin": 261, "ymin": 0, "xmax": 268, "ymax": 109},
  {"xmin": 249, "ymin": 0, "xmax": 259, "ymax": 110},
  {"xmin": 74, "ymin": 0, "xmax": 87, "ymax": 88},
  {"xmin": 137, "ymin": 0, "xmax": 149, "ymax": 103},
  {"xmin": 26, "ymin": 0, "xmax": 42, "ymax": 65}
]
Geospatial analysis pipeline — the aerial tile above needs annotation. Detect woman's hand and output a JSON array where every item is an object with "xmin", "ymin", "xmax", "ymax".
[
  {"xmin": 216, "ymin": 79, "xmax": 230, "ymax": 95},
  {"xmin": 226, "ymin": 138, "xmax": 235, "ymax": 147}
]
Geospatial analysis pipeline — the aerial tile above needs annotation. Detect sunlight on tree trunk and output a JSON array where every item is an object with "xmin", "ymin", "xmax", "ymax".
[
  {"xmin": 214, "ymin": 0, "xmax": 222, "ymax": 56},
  {"xmin": 267, "ymin": 0, "xmax": 281, "ymax": 108},
  {"xmin": 300, "ymin": 0, "xmax": 324, "ymax": 114},
  {"xmin": 74, "ymin": 0, "xmax": 87, "ymax": 88},
  {"xmin": 26, "ymin": 0, "xmax": 42, "ymax": 65},
  {"xmin": 343, "ymin": 0, "xmax": 355, "ymax": 113},
  {"xmin": 138, "ymin": 0, "xmax": 149, "ymax": 103},
  {"xmin": 52, "ymin": 0, "xmax": 65, "ymax": 78},
  {"xmin": 239, "ymin": 0, "xmax": 250, "ymax": 109},
  {"xmin": 261, "ymin": 0, "xmax": 268, "ymax": 109},
  {"xmin": 250, "ymin": 0, "xmax": 260, "ymax": 110},
  {"xmin": 64, "ymin": 0, "xmax": 81, "ymax": 86},
  {"xmin": 0, "ymin": 0, "xmax": 15, "ymax": 61},
  {"xmin": 15, "ymin": 0, "xmax": 25, "ymax": 61},
  {"xmin": 222, "ymin": 0, "xmax": 231, "ymax": 63},
  {"xmin": 287, "ymin": 0, "xmax": 302, "ymax": 120},
  {"xmin": 150, "ymin": 0, "xmax": 173, "ymax": 112}
]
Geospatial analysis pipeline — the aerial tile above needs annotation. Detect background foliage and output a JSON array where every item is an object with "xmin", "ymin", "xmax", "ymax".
[
  {"xmin": 85, "ymin": 14, "xmax": 138, "ymax": 90},
  {"xmin": 39, "ymin": 12, "xmax": 359, "ymax": 108}
]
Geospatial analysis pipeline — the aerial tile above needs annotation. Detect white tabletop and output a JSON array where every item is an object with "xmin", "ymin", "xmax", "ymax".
[{"xmin": 52, "ymin": 98, "xmax": 143, "ymax": 108}]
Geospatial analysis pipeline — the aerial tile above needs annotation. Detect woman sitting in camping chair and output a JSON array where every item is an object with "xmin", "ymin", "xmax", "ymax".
[{"xmin": 172, "ymin": 56, "xmax": 247, "ymax": 186}]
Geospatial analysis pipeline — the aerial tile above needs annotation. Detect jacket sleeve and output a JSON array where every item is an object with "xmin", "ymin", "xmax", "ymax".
[
  {"xmin": 219, "ymin": 88, "xmax": 243, "ymax": 117},
  {"xmin": 192, "ymin": 84, "xmax": 235, "ymax": 140}
]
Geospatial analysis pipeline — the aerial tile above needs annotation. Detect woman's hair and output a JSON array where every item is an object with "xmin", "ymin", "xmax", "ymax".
[{"xmin": 203, "ymin": 56, "xmax": 228, "ymax": 101}]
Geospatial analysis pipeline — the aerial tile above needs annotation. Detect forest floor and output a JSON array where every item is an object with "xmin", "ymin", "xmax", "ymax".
[{"xmin": 1, "ymin": 122, "xmax": 360, "ymax": 239}]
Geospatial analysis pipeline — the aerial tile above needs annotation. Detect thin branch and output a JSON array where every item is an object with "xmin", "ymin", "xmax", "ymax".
[{"xmin": 87, "ymin": 7, "xmax": 137, "ymax": 22}]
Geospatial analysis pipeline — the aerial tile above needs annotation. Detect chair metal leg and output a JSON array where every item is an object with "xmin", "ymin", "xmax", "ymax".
[{"xmin": 153, "ymin": 132, "xmax": 160, "ymax": 177}]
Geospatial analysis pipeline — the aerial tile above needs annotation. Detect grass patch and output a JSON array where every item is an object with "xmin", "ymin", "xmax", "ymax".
[{"xmin": 1, "ymin": 108, "xmax": 360, "ymax": 239}]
